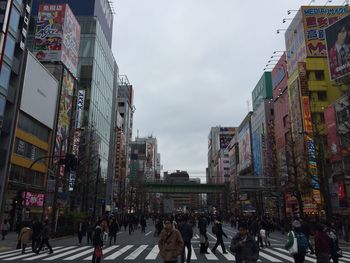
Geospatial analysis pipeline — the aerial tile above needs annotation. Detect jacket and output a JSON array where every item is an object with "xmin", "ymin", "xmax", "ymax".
[
  {"xmin": 178, "ymin": 222, "xmax": 193, "ymax": 242},
  {"xmin": 19, "ymin": 227, "xmax": 32, "ymax": 244},
  {"xmin": 230, "ymin": 234, "xmax": 259, "ymax": 263},
  {"xmin": 158, "ymin": 228, "xmax": 184, "ymax": 261},
  {"xmin": 214, "ymin": 221, "xmax": 227, "ymax": 238},
  {"xmin": 92, "ymin": 226, "xmax": 103, "ymax": 247},
  {"xmin": 315, "ymin": 230, "xmax": 331, "ymax": 256}
]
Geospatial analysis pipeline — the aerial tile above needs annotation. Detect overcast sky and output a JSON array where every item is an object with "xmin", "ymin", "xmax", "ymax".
[{"xmin": 111, "ymin": 0, "xmax": 345, "ymax": 181}]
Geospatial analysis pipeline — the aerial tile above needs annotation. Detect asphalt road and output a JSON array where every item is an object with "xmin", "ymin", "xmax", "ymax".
[{"xmin": 0, "ymin": 223, "xmax": 349, "ymax": 262}]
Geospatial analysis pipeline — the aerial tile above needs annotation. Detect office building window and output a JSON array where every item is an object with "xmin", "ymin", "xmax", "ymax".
[
  {"xmin": 315, "ymin": 70, "xmax": 325, "ymax": 80},
  {"xmin": 0, "ymin": 64, "xmax": 11, "ymax": 91},
  {"xmin": 17, "ymin": 113, "xmax": 50, "ymax": 141},
  {"xmin": 9, "ymin": 165, "xmax": 45, "ymax": 187},
  {"xmin": 14, "ymin": 0, "xmax": 23, "ymax": 5},
  {"xmin": 9, "ymin": 7, "xmax": 20, "ymax": 32},
  {"xmin": 4, "ymin": 35, "xmax": 16, "ymax": 61}
]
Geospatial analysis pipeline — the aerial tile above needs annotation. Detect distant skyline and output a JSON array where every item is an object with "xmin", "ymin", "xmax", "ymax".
[{"xmin": 112, "ymin": 0, "xmax": 344, "ymax": 182}]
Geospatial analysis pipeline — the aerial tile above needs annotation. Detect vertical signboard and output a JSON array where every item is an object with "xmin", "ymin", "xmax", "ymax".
[
  {"xmin": 0, "ymin": 0, "xmax": 12, "ymax": 67},
  {"xmin": 238, "ymin": 123, "xmax": 251, "ymax": 172},
  {"xmin": 302, "ymin": 6, "xmax": 350, "ymax": 57},
  {"xmin": 34, "ymin": 4, "xmax": 80, "ymax": 77},
  {"xmin": 252, "ymin": 131, "xmax": 262, "ymax": 176},
  {"xmin": 325, "ymin": 105, "xmax": 342, "ymax": 162},
  {"xmin": 61, "ymin": 4, "xmax": 80, "ymax": 77},
  {"xmin": 54, "ymin": 69, "xmax": 75, "ymax": 165},
  {"xmin": 75, "ymin": 90, "xmax": 85, "ymax": 129}
]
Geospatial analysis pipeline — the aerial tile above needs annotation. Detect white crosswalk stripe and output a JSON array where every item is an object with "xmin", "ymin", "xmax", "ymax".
[
  {"xmin": 124, "ymin": 245, "xmax": 148, "ymax": 260},
  {"xmin": 0, "ymin": 243, "xmax": 349, "ymax": 262}
]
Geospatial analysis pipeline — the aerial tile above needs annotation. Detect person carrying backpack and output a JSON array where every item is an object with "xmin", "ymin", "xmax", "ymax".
[
  {"xmin": 285, "ymin": 220, "xmax": 309, "ymax": 263},
  {"xmin": 211, "ymin": 217, "xmax": 228, "ymax": 254}
]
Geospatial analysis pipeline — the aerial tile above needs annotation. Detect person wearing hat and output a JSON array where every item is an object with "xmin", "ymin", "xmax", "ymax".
[{"xmin": 230, "ymin": 222, "xmax": 259, "ymax": 263}]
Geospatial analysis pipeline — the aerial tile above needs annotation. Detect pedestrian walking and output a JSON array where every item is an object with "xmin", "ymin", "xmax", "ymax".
[
  {"xmin": 140, "ymin": 216, "xmax": 147, "ymax": 233},
  {"xmin": 87, "ymin": 221, "xmax": 94, "ymax": 245},
  {"xmin": 0, "ymin": 219, "xmax": 10, "ymax": 240},
  {"xmin": 259, "ymin": 227, "xmax": 270, "ymax": 247},
  {"xmin": 230, "ymin": 222, "xmax": 259, "ymax": 263},
  {"xmin": 211, "ymin": 217, "xmax": 228, "ymax": 254},
  {"xmin": 108, "ymin": 218, "xmax": 119, "ymax": 245},
  {"xmin": 92, "ymin": 222, "xmax": 103, "ymax": 263},
  {"xmin": 178, "ymin": 215, "xmax": 193, "ymax": 263},
  {"xmin": 198, "ymin": 215, "xmax": 209, "ymax": 254},
  {"xmin": 315, "ymin": 223, "xmax": 331, "ymax": 263},
  {"xmin": 285, "ymin": 220, "xmax": 309, "ymax": 263},
  {"xmin": 158, "ymin": 218, "xmax": 184, "ymax": 263},
  {"xmin": 325, "ymin": 221, "xmax": 342, "ymax": 263},
  {"xmin": 31, "ymin": 217, "xmax": 42, "ymax": 252},
  {"xmin": 35, "ymin": 220, "xmax": 53, "ymax": 254},
  {"xmin": 77, "ymin": 219, "xmax": 87, "ymax": 245},
  {"xmin": 18, "ymin": 223, "xmax": 32, "ymax": 254}
]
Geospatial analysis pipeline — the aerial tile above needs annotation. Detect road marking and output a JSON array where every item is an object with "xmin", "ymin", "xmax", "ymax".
[
  {"xmin": 62, "ymin": 248, "xmax": 94, "ymax": 260},
  {"xmin": 145, "ymin": 231, "xmax": 152, "ymax": 236},
  {"xmin": 145, "ymin": 245, "xmax": 159, "ymax": 260},
  {"xmin": 207, "ymin": 232, "xmax": 217, "ymax": 240},
  {"xmin": 83, "ymin": 245, "xmax": 119, "ymax": 260},
  {"xmin": 43, "ymin": 246, "xmax": 88, "ymax": 260},
  {"xmin": 259, "ymin": 251, "xmax": 282, "ymax": 262},
  {"xmin": 23, "ymin": 247, "xmax": 73, "ymax": 261},
  {"xmin": 217, "ymin": 247, "xmax": 235, "ymax": 260},
  {"xmin": 204, "ymin": 249, "xmax": 218, "ymax": 260},
  {"xmin": 104, "ymin": 245, "xmax": 133, "ymax": 260},
  {"xmin": 184, "ymin": 245, "xmax": 197, "ymax": 260},
  {"xmin": 3, "ymin": 247, "xmax": 62, "ymax": 261},
  {"xmin": 124, "ymin": 245, "xmax": 148, "ymax": 260},
  {"xmin": 274, "ymin": 248, "xmax": 317, "ymax": 262},
  {"xmin": 263, "ymin": 248, "xmax": 294, "ymax": 262},
  {"xmin": 0, "ymin": 248, "xmax": 32, "ymax": 256}
]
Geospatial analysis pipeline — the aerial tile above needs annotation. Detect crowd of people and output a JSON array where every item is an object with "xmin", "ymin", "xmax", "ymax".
[{"xmin": 0, "ymin": 212, "xmax": 349, "ymax": 263}]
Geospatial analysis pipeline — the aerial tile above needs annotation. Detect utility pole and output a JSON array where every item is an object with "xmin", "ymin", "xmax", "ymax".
[{"xmin": 92, "ymin": 158, "xmax": 101, "ymax": 221}]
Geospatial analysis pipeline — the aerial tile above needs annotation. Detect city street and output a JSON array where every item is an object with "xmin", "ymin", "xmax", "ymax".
[{"xmin": 0, "ymin": 223, "xmax": 349, "ymax": 262}]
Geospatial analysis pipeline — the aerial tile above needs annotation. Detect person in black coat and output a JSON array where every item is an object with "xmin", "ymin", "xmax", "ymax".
[
  {"xmin": 35, "ymin": 220, "xmax": 53, "ymax": 254},
  {"xmin": 178, "ymin": 215, "xmax": 193, "ymax": 263},
  {"xmin": 198, "ymin": 215, "xmax": 209, "ymax": 254},
  {"xmin": 109, "ymin": 218, "xmax": 119, "ymax": 245},
  {"xmin": 92, "ymin": 223, "xmax": 103, "ymax": 263},
  {"xmin": 211, "ymin": 217, "xmax": 228, "ymax": 254}
]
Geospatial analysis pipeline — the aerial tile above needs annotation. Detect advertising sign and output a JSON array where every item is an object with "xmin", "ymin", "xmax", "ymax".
[
  {"xmin": 34, "ymin": 4, "xmax": 80, "ymax": 77},
  {"xmin": 22, "ymin": 192, "xmax": 45, "ymax": 207},
  {"xmin": 325, "ymin": 14, "xmax": 350, "ymax": 80},
  {"xmin": 302, "ymin": 6, "xmax": 350, "ymax": 57},
  {"xmin": 75, "ymin": 90, "xmax": 85, "ymax": 129},
  {"xmin": 252, "ymin": 131, "xmax": 263, "ymax": 176},
  {"xmin": 238, "ymin": 123, "xmax": 251, "ymax": 172},
  {"xmin": 54, "ymin": 69, "xmax": 75, "ymax": 162},
  {"xmin": 219, "ymin": 133, "xmax": 235, "ymax": 149},
  {"xmin": 61, "ymin": 4, "xmax": 80, "ymax": 77},
  {"xmin": 146, "ymin": 142, "xmax": 154, "ymax": 170},
  {"xmin": 288, "ymin": 78, "xmax": 303, "ymax": 135},
  {"xmin": 325, "ymin": 105, "xmax": 342, "ymax": 162},
  {"xmin": 21, "ymin": 52, "xmax": 58, "ymax": 129}
]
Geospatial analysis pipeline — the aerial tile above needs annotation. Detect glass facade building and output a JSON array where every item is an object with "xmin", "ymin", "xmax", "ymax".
[{"xmin": 78, "ymin": 17, "xmax": 115, "ymax": 179}]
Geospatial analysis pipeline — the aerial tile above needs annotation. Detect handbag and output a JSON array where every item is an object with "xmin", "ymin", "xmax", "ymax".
[
  {"xmin": 16, "ymin": 240, "xmax": 21, "ymax": 249},
  {"xmin": 287, "ymin": 231, "xmax": 298, "ymax": 255},
  {"xmin": 95, "ymin": 246, "xmax": 103, "ymax": 258}
]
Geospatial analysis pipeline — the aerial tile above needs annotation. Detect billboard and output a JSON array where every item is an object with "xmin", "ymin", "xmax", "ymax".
[
  {"xmin": 302, "ymin": 6, "xmax": 350, "ymax": 58},
  {"xmin": 146, "ymin": 142, "xmax": 154, "ymax": 170},
  {"xmin": 252, "ymin": 131, "xmax": 262, "ymax": 176},
  {"xmin": 22, "ymin": 192, "xmax": 45, "ymax": 207},
  {"xmin": 238, "ymin": 123, "xmax": 251, "ymax": 172},
  {"xmin": 219, "ymin": 133, "xmax": 235, "ymax": 149},
  {"xmin": 21, "ymin": 52, "xmax": 58, "ymax": 129},
  {"xmin": 325, "ymin": 105, "xmax": 342, "ymax": 162},
  {"xmin": 32, "ymin": 0, "xmax": 113, "ymax": 47},
  {"xmin": 75, "ymin": 90, "xmax": 85, "ymax": 129},
  {"xmin": 34, "ymin": 4, "xmax": 80, "ymax": 77},
  {"xmin": 325, "ymin": 14, "xmax": 350, "ymax": 80},
  {"xmin": 54, "ymin": 69, "xmax": 75, "ymax": 161}
]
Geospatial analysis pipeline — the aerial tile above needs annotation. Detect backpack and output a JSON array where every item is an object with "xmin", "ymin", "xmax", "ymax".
[
  {"xmin": 212, "ymin": 225, "xmax": 218, "ymax": 235},
  {"xmin": 296, "ymin": 232, "xmax": 308, "ymax": 252}
]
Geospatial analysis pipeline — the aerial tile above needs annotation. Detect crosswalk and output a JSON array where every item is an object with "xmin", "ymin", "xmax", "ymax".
[{"xmin": 0, "ymin": 244, "xmax": 349, "ymax": 262}]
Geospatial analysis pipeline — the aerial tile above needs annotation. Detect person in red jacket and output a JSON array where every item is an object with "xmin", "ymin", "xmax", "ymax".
[{"xmin": 314, "ymin": 223, "xmax": 331, "ymax": 263}]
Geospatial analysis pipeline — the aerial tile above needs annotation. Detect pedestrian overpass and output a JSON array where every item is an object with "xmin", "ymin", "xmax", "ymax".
[{"xmin": 142, "ymin": 181, "xmax": 225, "ymax": 193}]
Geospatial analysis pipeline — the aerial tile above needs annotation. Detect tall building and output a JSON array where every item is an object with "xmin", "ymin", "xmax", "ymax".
[
  {"xmin": 0, "ymin": 0, "xmax": 33, "ymax": 223},
  {"xmin": 285, "ymin": 5, "xmax": 346, "ymax": 215}
]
